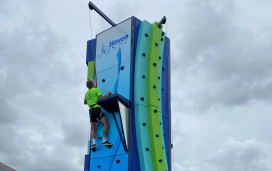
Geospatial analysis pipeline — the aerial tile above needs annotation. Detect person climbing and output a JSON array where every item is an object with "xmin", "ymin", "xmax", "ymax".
[{"xmin": 84, "ymin": 80, "xmax": 112, "ymax": 152}]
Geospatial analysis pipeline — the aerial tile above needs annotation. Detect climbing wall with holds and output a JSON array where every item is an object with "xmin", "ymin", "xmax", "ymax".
[
  {"xmin": 134, "ymin": 20, "xmax": 170, "ymax": 171},
  {"xmin": 134, "ymin": 20, "xmax": 153, "ymax": 171},
  {"xmin": 84, "ymin": 18, "xmax": 133, "ymax": 171},
  {"xmin": 146, "ymin": 22, "xmax": 167, "ymax": 171},
  {"xmin": 85, "ymin": 16, "xmax": 171, "ymax": 171}
]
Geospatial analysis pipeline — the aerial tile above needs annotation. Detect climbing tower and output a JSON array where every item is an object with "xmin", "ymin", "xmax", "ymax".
[{"xmin": 84, "ymin": 2, "xmax": 171, "ymax": 171}]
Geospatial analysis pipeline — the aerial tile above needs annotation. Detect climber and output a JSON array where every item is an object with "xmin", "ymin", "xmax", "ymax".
[{"xmin": 84, "ymin": 80, "xmax": 112, "ymax": 152}]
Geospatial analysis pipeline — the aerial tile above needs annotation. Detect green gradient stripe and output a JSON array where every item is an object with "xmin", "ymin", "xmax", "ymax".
[
  {"xmin": 87, "ymin": 61, "xmax": 94, "ymax": 80},
  {"xmin": 134, "ymin": 20, "xmax": 153, "ymax": 171},
  {"xmin": 158, "ymin": 32, "xmax": 168, "ymax": 171},
  {"xmin": 158, "ymin": 33, "xmax": 165, "ymax": 112},
  {"xmin": 146, "ymin": 22, "xmax": 166, "ymax": 171}
]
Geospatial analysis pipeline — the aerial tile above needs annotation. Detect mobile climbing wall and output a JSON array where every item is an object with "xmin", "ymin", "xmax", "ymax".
[{"xmin": 85, "ymin": 17, "xmax": 171, "ymax": 171}]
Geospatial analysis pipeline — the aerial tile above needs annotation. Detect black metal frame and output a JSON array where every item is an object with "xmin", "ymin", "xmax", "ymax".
[{"xmin": 88, "ymin": 1, "xmax": 116, "ymax": 27}]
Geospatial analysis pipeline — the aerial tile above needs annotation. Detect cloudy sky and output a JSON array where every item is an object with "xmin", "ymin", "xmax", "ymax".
[{"xmin": 1, "ymin": 0, "xmax": 272, "ymax": 170}]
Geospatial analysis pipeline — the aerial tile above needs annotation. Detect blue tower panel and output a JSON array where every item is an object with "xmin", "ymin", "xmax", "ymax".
[
  {"xmin": 117, "ymin": 60, "xmax": 131, "ymax": 100},
  {"xmin": 89, "ymin": 154, "xmax": 128, "ymax": 171},
  {"xmin": 163, "ymin": 116, "xmax": 170, "ymax": 166},
  {"xmin": 161, "ymin": 36, "xmax": 171, "ymax": 171},
  {"xmin": 97, "ymin": 66, "xmax": 119, "ymax": 95},
  {"xmin": 131, "ymin": 17, "xmax": 142, "ymax": 171},
  {"xmin": 84, "ymin": 154, "xmax": 90, "ymax": 171},
  {"xmin": 95, "ymin": 19, "xmax": 132, "ymax": 73},
  {"xmin": 86, "ymin": 39, "xmax": 96, "ymax": 65},
  {"xmin": 162, "ymin": 40, "xmax": 169, "ymax": 120},
  {"xmin": 90, "ymin": 156, "xmax": 114, "ymax": 171},
  {"xmin": 90, "ymin": 111, "xmax": 126, "ymax": 159},
  {"xmin": 162, "ymin": 39, "xmax": 168, "ymax": 67},
  {"xmin": 111, "ymin": 154, "xmax": 129, "ymax": 170},
  {"xmin": 96, "ymin": 60, "xmax": 130, "ymax": 99}
]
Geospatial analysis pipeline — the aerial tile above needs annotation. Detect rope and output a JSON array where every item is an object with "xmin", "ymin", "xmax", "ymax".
[
  {"xmin": 89, "ymin": 9, "xmax": 93, "ymax": 39},
  {"xmin": 166, "ymin": 19, "xmax": 175, "ymax": 171},
  {"xmin": 88, "ymin": 8, "xmax": 97, "ymax": 85}
]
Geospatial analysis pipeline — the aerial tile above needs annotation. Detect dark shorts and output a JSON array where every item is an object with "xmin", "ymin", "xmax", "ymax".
[{"xmin": 89, "ymin": 107, "xmax": 105, "ymax": 123}]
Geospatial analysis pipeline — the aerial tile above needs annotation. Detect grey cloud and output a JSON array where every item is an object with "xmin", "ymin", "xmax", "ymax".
[
  {"xmin": 0, "ymin": 99, "xmax": 19, "ymax": 124},
  {"xmin": 61, "ymin": 116, "xmax": 89, "ymax": 147},
  {"xmin": 1, "ymin": 0, "xmax": 272, "ymax": 170},
  {"xmin": 170, "ymin": 0, "xmax": 272, "ymax": 110},
  {"xmin": 207, "ymin": 138, "xmax": 272, "ymax": 171},
  {"xmin": 0, "ymin": 0, "xmax": 88, "ymax": 170},
  {"xmin": 176, "ymin": 138, "xmax": 272, "ymax": 171}
]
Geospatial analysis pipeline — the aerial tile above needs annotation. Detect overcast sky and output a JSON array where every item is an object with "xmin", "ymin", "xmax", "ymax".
[{"xmin": 1, "ymin": 0, "xmax": 272, "ymax": 170}]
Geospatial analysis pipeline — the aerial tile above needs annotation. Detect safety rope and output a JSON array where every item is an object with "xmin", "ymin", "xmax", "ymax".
[
  {"xmin": 89, "ymin": 9, "xmax": 93, "ymax": 39},
  {"xmin": 171, "ymin": 121, "xmax": 176, "ymax": 171},
  {"xmin": 165, "ymin": 19, "xmax": 176, "ymax": 171}
]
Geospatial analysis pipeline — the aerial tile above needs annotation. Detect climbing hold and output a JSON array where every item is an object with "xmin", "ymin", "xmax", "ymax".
[
  {"xmin": 99, "ymin": 137, "xmax": 102, "ymax": 140},
  {"xmin": 142, "ymin": 123, "xmax": 146, "ymax": 126},
  {"xmin": 142, "ymin": 75, "xmax": 145, "ymax": 79},
  {"xmin": 162, "ymin": 67, "xmax": 165, "ymax": 71},
  {"xmin": 116, "ymin": 160, "xmax": 120, "ymax": 164},
  {"xmin": 102, "ymin": 79, "xmax": 105, "ymax": 82},
  {"xmin": 97, "ymin": 165, "xmax": 101, "ymax": 168},
  {"xmin": 153, "ymin": 63, "xmax": 157, "ymax": 67},
  {"xmin": 162, "ymin": 88, "xmax": 164, "ymax": 91},
  {"xmin": 158, "ymin": 76, "xmax": 160, "ymax": 80},
  {"xmin": 162, "ymin": 146, "xmax": 164, "ymax": 149},
  {"xmin": 158, "ymin": 24, "xmax": 162, "ymax": 28},
  {"xmin": 164, "ymin": 133, "xmax": 166, "ymax": 136},
  {"xmin": 142, "ymin": 53, "xmax": 146, "ymax": 57},
  {"xmin": 155, "ymin": 43, "xmax": 158, "ymax": 47},
  {"xmin": 159, "ymin": 56, "xmax": 161, "ymax": 60},
  {"xmin": 145, "ymin": 148, "xmax": 149, "ymax": 151},
  {"xmin": 160, "ymin": 122, "xmax": 161, "ymax": 125},
  {"xmin": 153, "ymin": 85, "xmax": 156, "ymax": 89},
  {"xmin": 154, "ymin": 109, "xmax": 157, "ymax": 113},
  {"xmin": 162, "ymin": 32, "xmax": 165, "ymax": 36},
  {"xmin": 159, "ymin": 159, "xmax": 163, "ymax": 163},
  {"xmin": 158, "ymin": 98, "xmax": 160, "ymax": 101},
  {"xmin": 140, "ymin": 97, "xmax": 144, "ymax": 101},
  {"xmin": 161, "ymin": 38, "xmax": 163, "ymax": 41},
  {"xmin": 120, "ymin": 66, "xmax": 124, "ymax": 70},
  {"xmin": 156, "ymin": 134, "xmax": 159, "ymax": 137},
  {"xmin": 145, "ymin": 33, "xmax": 148, "ymax": 37}
]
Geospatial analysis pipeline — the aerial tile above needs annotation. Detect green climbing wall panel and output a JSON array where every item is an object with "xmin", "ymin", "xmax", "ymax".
[
  {"xmin": 146, "ymin": 22, "xmax": 166, "ymax": 171},
  {"xmin": 87, "ymin": 61, "xmax": 95, "ymax": 80}
]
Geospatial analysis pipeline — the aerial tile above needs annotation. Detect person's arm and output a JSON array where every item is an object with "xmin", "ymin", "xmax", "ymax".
[{"xmin": 98, "ymin": 91, "xmax": 111, "ymax": 99}]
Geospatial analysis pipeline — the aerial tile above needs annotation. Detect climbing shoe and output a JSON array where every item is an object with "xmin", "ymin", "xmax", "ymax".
[
  {"xmin": 91, "ymin": 144, "xmax": 96, "ymax": 152},
  {"xmin": 102, "ymin": 141, "xmax": 112, "ymax": 148}
]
